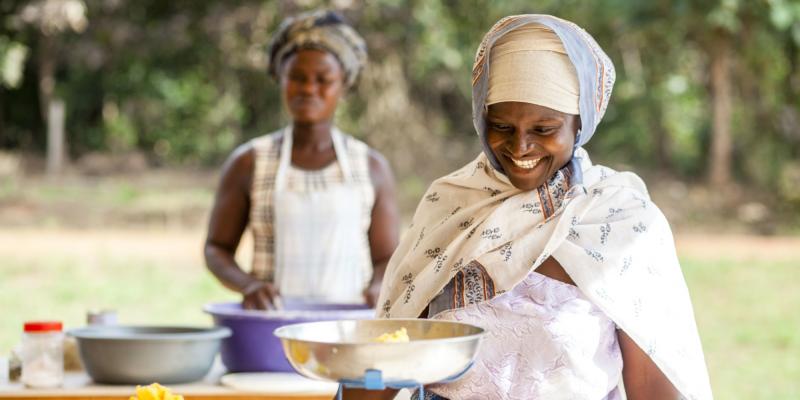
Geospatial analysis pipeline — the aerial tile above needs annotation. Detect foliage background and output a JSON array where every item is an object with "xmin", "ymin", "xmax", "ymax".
[{"xmin": 2, "ymin": 0, "xmax": 800, "ymax": 210}]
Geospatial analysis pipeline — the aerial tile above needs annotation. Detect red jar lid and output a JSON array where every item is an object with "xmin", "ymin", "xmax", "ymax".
[{"xmin": 24, "ymin": 321, "xmax": 63, "ymax": 332}]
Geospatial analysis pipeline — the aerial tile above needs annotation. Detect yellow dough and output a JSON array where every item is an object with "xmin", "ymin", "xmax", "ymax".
[
  {"xmin": 373, "ymin": 327, "xmax": 410, "ymax": 343},
  {"xmin": 129, "ymin": 383, "xmax": 184, "ymax": 400}
]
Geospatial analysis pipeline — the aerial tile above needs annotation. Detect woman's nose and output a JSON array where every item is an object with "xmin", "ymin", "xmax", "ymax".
[
  {"xmin": 299, "ymin": 80, "xmax": 316, "ymax": 94},
  {"xmin": 507, "ymin": 133, "xmax": 533, "ymax": 157}
]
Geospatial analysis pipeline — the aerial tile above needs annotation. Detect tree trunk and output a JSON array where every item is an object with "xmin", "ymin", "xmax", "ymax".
[
  {"xmin": 708, "ymin": 33, "xmax": 733, "ymax": 187},
  {"xmin": 47, "ymin": 99, "xmax": 66, "ymax": 176},
  {"xmin": 39, "ymin": 33, "xmax": 68, "ymax": 174},
  {"xmin": 38, "ymin": 34, "xmax": 55, "ymax": 124}
]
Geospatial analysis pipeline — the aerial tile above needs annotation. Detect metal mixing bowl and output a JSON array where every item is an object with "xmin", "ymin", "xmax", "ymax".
[
  {"xmin": 273, "ymin": 319, "xmax": 485, "ymax": 385},
  {"xmin": 69, "ymin": 325, "xmax": 231, "ymax": 384}
]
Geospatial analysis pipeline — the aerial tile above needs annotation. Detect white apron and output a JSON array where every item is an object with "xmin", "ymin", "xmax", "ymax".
[{"xmin": 272, "ymin": 127, "xmax": 366, "ymax": 304}]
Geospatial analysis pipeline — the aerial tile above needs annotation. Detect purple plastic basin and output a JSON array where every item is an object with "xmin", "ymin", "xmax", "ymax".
[{"xmin": 204, "ymin": 301, "xmax": 374, "ymax": 372}]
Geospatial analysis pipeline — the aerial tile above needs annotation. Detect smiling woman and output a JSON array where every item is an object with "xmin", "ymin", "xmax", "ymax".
[{"xmin": 346, "ymin": 14, "xmax": 714, "ymax": 400}]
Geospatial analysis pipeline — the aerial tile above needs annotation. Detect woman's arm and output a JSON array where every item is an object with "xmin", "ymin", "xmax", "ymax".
[
  {"xmin": 364, "ymin": 149, "xmax": 400, "ymax": 307},
  {"xmin": 204, "ymin": 144, "xmax": 279, "ymax": 309},
  {"xmin": 618, "ymin": 329, "xmax": 681, "ymax": 400}
]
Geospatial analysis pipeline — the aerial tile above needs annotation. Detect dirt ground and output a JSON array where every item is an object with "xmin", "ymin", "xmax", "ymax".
[
  {"xmin": 673, "ymin": 233, "xmax": 800, "ymax": 261},
  {"xmin": 1, "ymin": 228, "xmax": 797, "ymax": 266}
]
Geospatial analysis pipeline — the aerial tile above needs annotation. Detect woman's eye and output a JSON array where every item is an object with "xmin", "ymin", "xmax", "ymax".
[
  {"xmin": 535, "ymin": 127, "xmax": 557, "ymax": 135},
  {"xmin": 491, "ymin": 123, "xmax": 512, "ymax": 131}
]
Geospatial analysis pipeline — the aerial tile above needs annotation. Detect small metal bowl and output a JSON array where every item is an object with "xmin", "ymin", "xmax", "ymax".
[
  {"xmin": 69, "ymin": 325, "xmax": 231, "ymax": 384},
  {"xmin": 273, "ymin": 319, "xmax": 485, "ymax": 385}
]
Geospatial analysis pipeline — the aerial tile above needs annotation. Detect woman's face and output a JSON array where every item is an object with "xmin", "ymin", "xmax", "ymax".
[
  {"xmin": 280, "ymin": 48, "xmax": 345, "ymax": 124},
  {"xmin": 486, "ymin": 101, "xmax": 580, "ymax": 191}
]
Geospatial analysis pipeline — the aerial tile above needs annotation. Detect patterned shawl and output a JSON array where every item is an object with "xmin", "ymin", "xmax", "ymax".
[
  {"xmin": 267, "ymin": 10, "xmax": 367, "ymax": 88},
  {"xmin": 376, "ymin": 14, "xmax": 713, "ymax": 400}
]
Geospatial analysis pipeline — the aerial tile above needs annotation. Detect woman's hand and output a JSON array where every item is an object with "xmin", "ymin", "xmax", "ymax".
[{"xmin": 241, "ymin": 280, "xmax": 282, "ymax": 310}]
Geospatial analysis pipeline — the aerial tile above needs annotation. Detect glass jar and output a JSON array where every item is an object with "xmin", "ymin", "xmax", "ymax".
[
  {"xmin": 86, "ymin": 309, "xmax": 117, "ymax": 326},
  {"xmin": 0, "ymin": 354, "xmax": 8, "ymax": 385},
  {"xmin": 21, "ymin": 321, "xmax": 64, "ymax": 388}
]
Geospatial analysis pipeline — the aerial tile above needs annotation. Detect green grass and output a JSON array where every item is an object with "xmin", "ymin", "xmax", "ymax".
[
  {"xmin": 0, "ymin": 240, "xmax": 797, "ymax": 399},
  {"xmin": 0, "ymin": 240, "xmax": 238, "ymax": 352},
  {"xmin": 682, "ymin": 258, "xmax": 800, "ymax": 399}
]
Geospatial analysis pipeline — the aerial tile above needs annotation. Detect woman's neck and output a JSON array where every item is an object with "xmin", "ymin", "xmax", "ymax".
[{"xmin": 292, "ymin": 120, "xmax": 334, "ymax": 151}]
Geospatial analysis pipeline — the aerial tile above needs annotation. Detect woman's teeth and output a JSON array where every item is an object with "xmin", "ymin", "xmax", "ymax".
[{"xmin": 511, "ymin": 157, "xmax": 541, "ymax": 169}]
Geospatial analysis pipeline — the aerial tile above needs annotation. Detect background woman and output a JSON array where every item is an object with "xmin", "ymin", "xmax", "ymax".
[{"xmin": 205, "ymin": 10, "xmax": 399, "ymax": 309}]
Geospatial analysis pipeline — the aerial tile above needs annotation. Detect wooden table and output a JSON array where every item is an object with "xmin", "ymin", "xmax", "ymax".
[{"xmin": 0, "ymin": 371, "xmax": 335, "ymax": 400}]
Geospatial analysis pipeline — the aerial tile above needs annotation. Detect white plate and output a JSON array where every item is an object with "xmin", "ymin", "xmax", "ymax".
[{"xmin": 220, "ymin": 372, "xmax": 339, "ymax": 395}]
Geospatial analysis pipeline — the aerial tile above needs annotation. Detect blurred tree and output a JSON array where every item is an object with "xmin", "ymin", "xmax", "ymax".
[
  {"xmin": 14, "ymin": 0, "xmax": 87, "ymax": 173},
  {"xmin": 0, "ymin": 0, "xmax": 798, "ymax": 205}
]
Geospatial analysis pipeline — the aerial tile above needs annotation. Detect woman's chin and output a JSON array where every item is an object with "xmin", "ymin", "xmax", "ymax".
[
  {"xmin": 509, "ymin": 176, "xmax": 546, "ymax": 191},
  {"xmin": 503, "ymin": 164, "xmax": 548, "ymax": 190},
  {"xmin": 290, "ymin": 114, "xmax": 325, "ymax": 125}
]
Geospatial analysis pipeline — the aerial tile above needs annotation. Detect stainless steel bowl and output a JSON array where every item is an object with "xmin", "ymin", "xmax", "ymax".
[
  {"xmin": 273, "ymin": 319, "xmax": 485, "ymax": 385},
  {"xmin": 69, "ymin": 326, "xmax": 231, "ymax": 384}
]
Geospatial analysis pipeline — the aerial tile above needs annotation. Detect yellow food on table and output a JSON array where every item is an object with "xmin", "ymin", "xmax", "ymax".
[
  {"xmin": 129, "ymin": 383, "xmax": 184, "ymax": 400},
  {"xmin": 373, "ymin": 327, "xmax": 410, "ymax": 343}
]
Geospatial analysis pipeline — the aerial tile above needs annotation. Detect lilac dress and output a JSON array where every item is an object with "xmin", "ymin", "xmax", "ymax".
[{"xmin": 416, "ymin": 263, "xmax": 623, "ymax": 400}]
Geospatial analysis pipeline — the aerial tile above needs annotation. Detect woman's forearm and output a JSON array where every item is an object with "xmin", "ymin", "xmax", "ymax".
[
  {"xmin": 618, "ymin": 330, "xmax": 680, "ymax": 400},
  {"xmin": 204, "ymin": 242, "xmax": 256, "ymax": 294}
]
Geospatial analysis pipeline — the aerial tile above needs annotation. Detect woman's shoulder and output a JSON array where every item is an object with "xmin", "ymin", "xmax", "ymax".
[
  {"xmin": 222, "ymin": 142, "xmax": 256, "ymax": 178},
  {"xmin": 582, "ymin": 164, "xmax": 649, "ymax": 199},
  {"xmin": 362, "ymin": 145, "xmax": 394, "ymax": 190},
  {"xmin": 337, "ymin": 131, "xmax": 394, "ymax": 183},
  {"xmin": 250, "ymin": 130, "xmax": 284, "ymax": 152},
  {"xmin": 366, "ymin": 147, "xmax": 391, "ymax": 173},
  {"xmin": 213, "ymin": 142, "xmax": 257, "ymax": 197},
  {"xmin": 222, "ymin": 131, "xmax": 286, "ymax": 181},
  {"xmin": 577, "ymin": 165, "xmax": 671, "ymax": 226},
  {"xmin": 339, "ymin": 131, "xmax": 371, "ymax": 153}
]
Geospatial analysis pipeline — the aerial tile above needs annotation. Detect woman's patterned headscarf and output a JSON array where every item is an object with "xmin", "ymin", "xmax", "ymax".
[
  {"xmin": 472, "ymin": 15, "xmax": 616, "ymax": 178},
  {"xmin": 267, "ymin": 10, "xmax": 367, "ymax": 88}
]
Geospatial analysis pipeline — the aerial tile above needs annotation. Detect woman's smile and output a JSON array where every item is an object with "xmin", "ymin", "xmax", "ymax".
[{"xmin": 507, "ymin": 155, "xmax": 544, "ymax": 170}]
